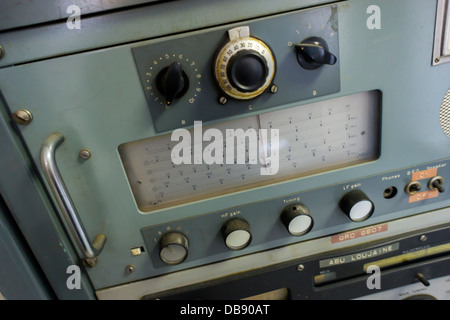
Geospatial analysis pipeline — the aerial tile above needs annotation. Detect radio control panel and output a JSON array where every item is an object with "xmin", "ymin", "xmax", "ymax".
[
  {"xmin": 132, "ymin": 5, "xmax": 340, "ymax": 132},
  {"xmin": 142, "ymin": 158, "xmax": 450, "ymax": 270}
]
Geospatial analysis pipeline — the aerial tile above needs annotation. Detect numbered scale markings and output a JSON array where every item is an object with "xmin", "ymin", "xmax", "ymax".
[{"xmin": 119, "ymin": 91, "xmax": 380, "ymax": 212}]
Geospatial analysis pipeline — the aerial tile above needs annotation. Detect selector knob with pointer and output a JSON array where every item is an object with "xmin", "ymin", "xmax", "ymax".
[
  {"xmin": 295, "ymin": 37, "xmax": 337, "ymax": 70},
  {"xmin": 156, "ymin": 61, "xmax": 189, "ymax": 106}
]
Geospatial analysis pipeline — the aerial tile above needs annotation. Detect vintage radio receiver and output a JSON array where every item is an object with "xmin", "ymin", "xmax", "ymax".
[{"xmin": 0, "ymin": 0, "xmax": 449, "ymax": 300}]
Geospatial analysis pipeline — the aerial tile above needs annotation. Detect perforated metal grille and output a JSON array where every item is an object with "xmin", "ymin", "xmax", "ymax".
[{"xmin": 440, "ymin": 89, "xmax": 450, "ymax": 137}]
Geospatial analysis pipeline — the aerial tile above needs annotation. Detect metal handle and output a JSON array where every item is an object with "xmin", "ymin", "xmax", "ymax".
[{"xmin": 40, "ymin": 132, "xmax": 106, "ymax": 266}]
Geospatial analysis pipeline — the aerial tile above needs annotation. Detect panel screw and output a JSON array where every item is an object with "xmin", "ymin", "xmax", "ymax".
[
  {"xmin": 126, "ymin": 265, "xmax": 136, "ymax": 274},
  {"xmin": 270, "ymin": 84, "xmax": 278, "ymax": 93},
  {"xmin": 297, "ymin": 264, "xmax": 305, "ymax": 271},
  {"xmin": 0, "ymin": 45, "xmax": 4, "ymax": 59},
  {"xmin": 419, "ymin": 235, "xmax": 427, "ymax": 242},
  {"xmin": 79, "ymin": 148, "xmax": 92, "ymax": 160},
  {"xmin": 219, "ymin": 96, "xmax": 228, "ymax": 105},
  {"xmin": 12, "ymin": 109, "xmax": 33, "ymax": 125},
  {"xmin": 435, "ymin": 57, "xmax": 440, "ymax": 63}
]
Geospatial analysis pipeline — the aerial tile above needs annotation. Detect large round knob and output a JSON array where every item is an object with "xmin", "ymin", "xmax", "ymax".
[
  {"xmin": 214, "ymin": 26, "xmax": 276, "ymax": 101},
  {"xmin": 156, "ymin": 61, "xmax": 189, "ymax": 105},
  {"xmin": 221, "ymin": 218, "xmax": 252, "ymax": 250},
  {"xmin": 295, "ymin": 37, "xmax": 337, "ymax": 70},
  {"xmin": 339, "ymin": 190, "xmax": 374, "ymax": 222},
  {"xmin": 281, "ymin": 203, "xmax": 314, "ymax": 236},
  {"xmin": 228, "ymin": 51, "xmax": 268, "ymax": 92},
  {"xmin": 159, "ymin": 232, "xmax": 189, "ymax": 265}
]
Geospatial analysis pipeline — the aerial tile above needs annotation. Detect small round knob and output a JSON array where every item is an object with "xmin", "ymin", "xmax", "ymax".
[
  {"xmin": 156, "ymin": 62, "xmax": 189, "ymax": 105},
  {"xmin": 159, "ymin": 232, "xmax": 189, "ymax": 265},
  {"xmin": 221, "ymin": 218, "xmax": 252, "ymax": 250},
  {"xmin": 339, "ymin": 190, "xmax": 375, "ymax": 222},
  {"xmin": 295, "ymin": 37, "xmax": 337, "ymax": 70},
  {"xmin": 281, "ymin": 203, "xmax": 313, "ymax": 236}
]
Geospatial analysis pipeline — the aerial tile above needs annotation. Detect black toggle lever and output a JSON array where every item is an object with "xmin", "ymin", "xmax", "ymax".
[
  {"xmin": 428, "ymin": 176, "xmax": 445, "ymax": 193},
  {"xmin": 416, "ymin": 273, "xmax": 430, "ymax": 287}
]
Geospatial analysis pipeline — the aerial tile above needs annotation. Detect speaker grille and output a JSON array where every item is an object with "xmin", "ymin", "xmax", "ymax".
[{"xmin": 440, "ymin": 89, "xmax": 450, "ymax": 137}]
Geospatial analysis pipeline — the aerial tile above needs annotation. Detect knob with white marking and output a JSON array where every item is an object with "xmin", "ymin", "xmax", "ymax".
[
  {"xmin": 281, "ymin": 203, "xmax": 314, "ymax": 236},
  {"xmin": 339, "ymin": 190, "xmax": 374, "ymax": 222},
  {"xmin": 159, "ymin": 232, "xmax": 189, "ymax": 265},
  {"xmin": 222, "ymin": 218, "xmax": 252, "ymax": 250}
]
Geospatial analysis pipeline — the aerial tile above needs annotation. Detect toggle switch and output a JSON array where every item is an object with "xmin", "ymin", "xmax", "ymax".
[{"xmin": 428, "ymin": 176, "xmax": 445, "ymax": 193}]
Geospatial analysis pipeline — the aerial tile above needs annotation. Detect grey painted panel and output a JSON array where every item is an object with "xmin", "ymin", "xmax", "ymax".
[{"xmin": 0, "ymin": 0, "xmax": 448, "ymax": 292}]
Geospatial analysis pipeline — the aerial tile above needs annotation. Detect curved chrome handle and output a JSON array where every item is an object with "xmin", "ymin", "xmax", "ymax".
[{"xmin": 40, "ymin": 132, "xmax": 106, "ymax": 266}]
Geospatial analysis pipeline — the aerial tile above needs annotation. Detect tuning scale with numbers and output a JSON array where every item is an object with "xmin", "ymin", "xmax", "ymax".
[{"xmin": 119, "ymin": 90, "xmax": 380, "ymax": 212}]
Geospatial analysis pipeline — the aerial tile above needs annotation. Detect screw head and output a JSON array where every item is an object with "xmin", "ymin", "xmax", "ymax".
[
  {"xmin": 219, "ymin": 96, "xmax": 228, "ymax": 105},
  {"xmin": 126, "ymin": 265, "xmax": 136, "ymax": 274},
  {"xmin": 79, "ymin": 148, "xmax": 92, "ymax": 160},
  {"xmin": 0, "ymin": 45, "xmax": 4, "ymax": 59},
  {"xmin": 420, "ymin": 235, "xmax": 427, "ymax": 242},
  {"xmin": 270, "ymin": 84, "xmax": 278, "ymax": 93},
  {"xmin": 12, "ymin": 109, "xmax": 33, "ymax": 125},
  {"xmin": 297, "ymin": 264, "xmax": 305, "ymax": 271}
]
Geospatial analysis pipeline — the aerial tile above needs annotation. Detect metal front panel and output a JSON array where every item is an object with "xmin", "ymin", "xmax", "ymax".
[{"xmin": 0, "ymin": 0, "xmax": 449, "ymax": 295}]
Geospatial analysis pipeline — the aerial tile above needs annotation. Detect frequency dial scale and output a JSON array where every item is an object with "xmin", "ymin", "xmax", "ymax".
[{"xmin": 214, "ymin": 26, "xmax": 276, "ymax": 101}]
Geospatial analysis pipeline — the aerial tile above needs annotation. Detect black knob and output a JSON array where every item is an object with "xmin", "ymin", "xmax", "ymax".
[
  {"xmin": 159, "ymin": 232, "xmax": 189, "ymax": 265},
  {"xmin": 339, "ymin": 190, "xmax": 374, "ymax": 222},
  {"xmin": 281, "ymin": 203, "xmax": 314, "ymax": 236},
  {"xmin": 295, "ymin": 37, "xmax": 337, "ymax": 70},
  {"xmin": 221, "ymin": 218, "xmax": 252, "ymax": 250},
  {"xmin": 156, "ymin": 62, "xmax": 189, "ymax": 105},
  {"xmin": 227, "ymin": 51, "xmax": 268, "ymax": 92}
]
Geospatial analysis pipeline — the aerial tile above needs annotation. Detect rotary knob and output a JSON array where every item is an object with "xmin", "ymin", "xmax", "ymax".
[
  {"xmin": 159, "ymin": 232, "xmax": 189, "ymax": 265},
  {"xmin": 221, "ymin": 218, "xmax": 252, "ymax": 250},
  {"xmin": 214, "ymin": 26, "xmax": 276, "ymax": 101},
  {"xmin": 156, "ymin": 61, "xmax": 189, "ymax": 106},
  {"xmin": 281, "ymin": 203, "xmax": 314, "ymax": 236},
  {"xmin": 295, "ymin": 37, "xmax": 337, "ymax": 70},
  {"xmin": 339, "ymin": 190, "xmax": 375, "ymax": 222}
]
